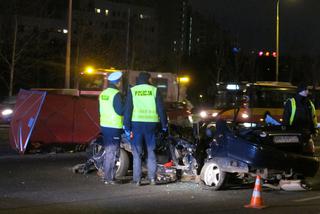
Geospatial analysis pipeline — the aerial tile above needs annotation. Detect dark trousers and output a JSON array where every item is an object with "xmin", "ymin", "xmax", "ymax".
[
  {"xmin": 131, "ymin": 123, "xmax": 157, "ymax": 182},
  {"xmin": 101, "ymin": 127, "xmax": 122, "ymax": 182}
]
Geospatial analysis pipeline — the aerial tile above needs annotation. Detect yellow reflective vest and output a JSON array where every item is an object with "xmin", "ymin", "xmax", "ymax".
[
  {"xmin": 131, "ymin": 84, "xmax": 159, "ymax": 122},
  {"xmin": 99, "ymin": 88, "xmax": 123, "ymax": 128},
  {"xmin": 289, "ymin": 98, "xmax": 317, "ymax": 128}
]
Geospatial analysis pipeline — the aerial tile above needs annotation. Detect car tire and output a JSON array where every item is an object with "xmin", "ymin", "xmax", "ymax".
[
  {"xmin": 86, "ymin": 135, "xmax": 104, "ymax": 158},
  {"xmin": 115, "ymin": 148, "xmax": 129, "ymax": 178},
  {"xmin": 200, "ymin": 160, "xmax": 228, "ymax": 190},
  {"xmin": 86, "ymin": 137, "xmax": 129, "ymax": 178}
]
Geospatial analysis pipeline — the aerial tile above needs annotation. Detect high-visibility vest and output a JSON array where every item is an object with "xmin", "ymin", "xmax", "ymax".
[
  {"xmin": 289, "ymin": 98, "xmax": 317, "ymax": 127},
  {"xmin": 99, "ymin": 88, "xmax": 123, "ymax": 128},
  {"xmin": 131, "ymin": 84, "xmax": 159, "ymax": 122}
]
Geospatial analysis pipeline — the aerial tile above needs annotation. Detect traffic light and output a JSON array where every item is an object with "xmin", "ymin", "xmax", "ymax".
[{"xmin": 258, "ymin": 51, "xmax": 277, "ymax": 58}]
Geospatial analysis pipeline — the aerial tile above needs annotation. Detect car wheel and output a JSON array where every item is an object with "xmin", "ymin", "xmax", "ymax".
[
  {"xmin": 115, "ymin": 149, "xmax": 129, "ymax": 178},
  {"xmin": 200, "ymin": 160, "xmax": 228, "ymax": 190},
  {"xmin": 86, "ymin": 136, "xmax": 104, "ymax": 158},
  {"xmin": 86, "ymin": 137, "xmax": 129, "ymax": 178}
]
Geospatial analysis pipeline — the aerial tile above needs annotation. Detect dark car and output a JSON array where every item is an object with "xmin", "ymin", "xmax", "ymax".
[{"xmin": 200, "ymin": 119, "xmax": 319, "ymax": 190}]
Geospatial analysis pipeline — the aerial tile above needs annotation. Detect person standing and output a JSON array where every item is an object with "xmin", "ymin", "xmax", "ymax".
[
  {"xmin": 99, "ymin": 71, "xmax": 124, "ymax": 185},
  {"xmin": 283, "ymin": 82, "xmax": 317, "ymax": 132},
  {"xmin": 123, "ymin": 72, "xmax": 168, "ymax": 186}
]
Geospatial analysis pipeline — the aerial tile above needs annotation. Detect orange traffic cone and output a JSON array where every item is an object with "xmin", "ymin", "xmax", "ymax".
[{"xmin": 244, "ymin": 175, "xmax": 266, "ymax": 209}]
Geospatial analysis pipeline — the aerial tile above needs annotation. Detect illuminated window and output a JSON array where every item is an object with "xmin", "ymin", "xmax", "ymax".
[
  {"xmin": 95, "ymin": 8, "xmax": 101, "ymax": 14},
  {"xmin": 139, "ymin": 14, "xmax": 150, "ymax": 19}
]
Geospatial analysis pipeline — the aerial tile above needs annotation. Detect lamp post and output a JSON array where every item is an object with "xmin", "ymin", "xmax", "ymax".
[
  {"xmin": 276, "ymin": 0, "xmax": 280, "ymax": 82},
  {"xmin": 65, "ymin": 0, "xmax": 72, "ymax": 88}
]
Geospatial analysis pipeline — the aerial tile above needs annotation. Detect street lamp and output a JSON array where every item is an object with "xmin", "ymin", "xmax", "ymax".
[
  {"xmin": 276, "ymin": 0, "xmax": 280, "ymax": 82},
  {"xmin": 177, "ymin": 76, "xmax": 190, "ymax": 101},
  {"xmin": 84, "ymin": 66, "xmax": 94, "ymax": 74},
  {"xmin": 84, "ymin": 66, "xmax": 121, "ymax": 74},
  {"xmin": 65, "ymin": 0, "xmax": 72, "ymax": 88},
  {"xmin": 178, "ymin": 76, "xmax": 190, "ymax": 84}
]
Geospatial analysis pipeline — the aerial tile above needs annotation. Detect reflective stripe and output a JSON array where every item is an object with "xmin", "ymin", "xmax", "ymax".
[
  {"xmin": 131, "ymin": 84, "xmax": 159, "ymax": 122},
  {"xmin": 310, "ymin": 101, "xmax": 317, "ymax": 128},
  {"xmin": 289, "ymin": 98, "xmax": 296, "ymax": 126},
  {"xmin": 252, "ymin": 190, "xmax": 261, "ymax": 197},
  {"xmin": 289, "ymin": 98, "xmax": 317, "ymax": 127},
  {"xmin": 99, "ymin": 88, "xmax": 123, "ymax": 128},
  {"xmin": 255, "ymin": 178, "xmax": 261, "ymax": 186}
]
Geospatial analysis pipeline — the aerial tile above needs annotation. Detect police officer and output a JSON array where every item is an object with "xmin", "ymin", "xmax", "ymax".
[
  {"xmin": 123, "ymin": 72, "xmax": 167, "ymax": 186},
  {"xmin": 283, "ymin": 82, "xmax": 317, "ymax": 132},
  {"xmin": 99, "ymin": 71, "xmax": 124, "ymax": 185}
]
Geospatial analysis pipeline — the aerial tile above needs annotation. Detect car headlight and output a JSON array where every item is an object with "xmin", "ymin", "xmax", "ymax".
[
  {"xmin": 241, "ymin": 113, "xmax": 249, "ymax": 119},
  {"xmin": 2, "ymin": 108, "xmax": 13, "ymax": 116},
  {"xmin": 212, "ymin": 112, "xmax": 218, "ymax": 117},
  {"xmin": 199, "ymin": 111, "xmax": 208, "ymax": 118},
  {"xmin": 243, "ymin": 123, "xmax": 257, "ymax": 128}
]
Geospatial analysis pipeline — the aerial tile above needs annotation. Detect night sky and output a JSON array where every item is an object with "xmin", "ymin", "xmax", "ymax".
[{"xmin": 191, "ymin": 0, "xmax": 320, "ymax": 56}]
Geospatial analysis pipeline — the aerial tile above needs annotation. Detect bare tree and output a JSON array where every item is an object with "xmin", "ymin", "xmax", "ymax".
[{"xmin": 0, "ymin": 0, "xmax": 54, "ymax": 95}]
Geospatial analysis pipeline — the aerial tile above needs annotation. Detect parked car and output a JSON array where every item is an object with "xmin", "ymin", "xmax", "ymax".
[{"xmin": 0, "ymin": 96, "xmax": 16, "ymax": 125}]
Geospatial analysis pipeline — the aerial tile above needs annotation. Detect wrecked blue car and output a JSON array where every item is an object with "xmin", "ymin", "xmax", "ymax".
[{"xmin": 200, "ymin": 119, "xmax": 319, "ymax": 190}]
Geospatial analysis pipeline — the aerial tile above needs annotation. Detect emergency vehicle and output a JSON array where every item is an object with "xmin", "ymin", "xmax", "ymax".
[{"xmin": 78, "ymin": 69, "xmax": 179, "ymax": 102}]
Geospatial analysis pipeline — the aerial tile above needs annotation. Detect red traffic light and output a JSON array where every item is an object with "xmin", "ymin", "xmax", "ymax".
[{"xmin": 258, "ymin": 51, "xmax": 277, "ymax": 57}]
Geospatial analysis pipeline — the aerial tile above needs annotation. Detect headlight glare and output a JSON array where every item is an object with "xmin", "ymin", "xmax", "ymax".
[
  {"xmin": 241, "ymin": 113, "xmax": 249, "ymax": 119},
  {"xmin": 2, "ymin": 109, "xmax": 13, "ymax": 116},
  {"xmin": 212, "ymin": 112, "xmax": 218, "ymax": 117},
  {"xmin": 199, "ymin": 111, "xmax": 208, "ymax": 118}
]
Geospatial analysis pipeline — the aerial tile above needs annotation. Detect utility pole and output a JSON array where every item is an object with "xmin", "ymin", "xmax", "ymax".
[
  {"xmin": 9, "ymin": 15, "xmax": 17, "ymax": 97},
  {"xmin": 65, "ymin": 0, "xmax": 72, "ymax": 88},
  {"xmin": 276, "ymin": 0, "xmax": 280, "ymax": 81},
  {"xmin": 125, "ymin": 8, "xmax": 131, "ymax": 72}
]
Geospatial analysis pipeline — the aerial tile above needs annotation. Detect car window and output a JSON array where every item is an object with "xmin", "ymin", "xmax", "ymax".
[{"xmin": 249, "ymin": 87, "xmax": 295, "ymax": 108}]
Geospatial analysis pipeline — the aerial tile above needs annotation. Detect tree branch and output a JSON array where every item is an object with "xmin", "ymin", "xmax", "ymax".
[{"xmin": 0, "ymin": 50, "xmax": 11, "ymax": 66}]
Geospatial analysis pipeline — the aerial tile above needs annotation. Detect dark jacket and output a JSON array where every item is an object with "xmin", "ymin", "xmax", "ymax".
[
  {"xmin": 282, "ymin": 94, "xmax": 314, "ymax": 131},
  {"xmin": 123, "ymin": 76, "xmax": 167, "ymax": 131}
]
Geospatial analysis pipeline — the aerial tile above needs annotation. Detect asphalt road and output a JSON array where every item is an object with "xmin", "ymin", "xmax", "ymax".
[{"xmin": 1, "ymin": 128, "xmax": 320, "ymax": 214}]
